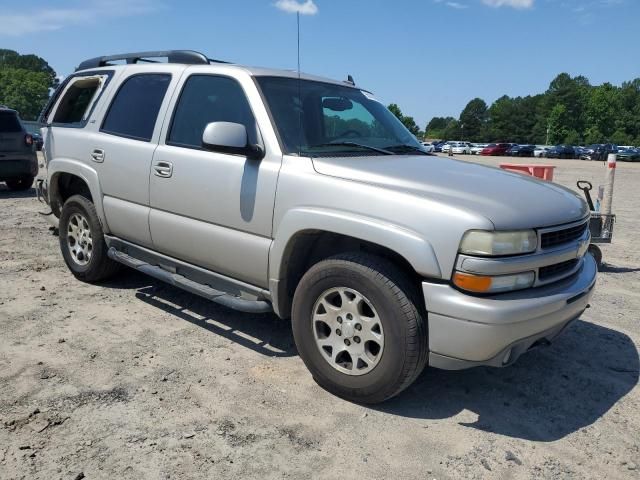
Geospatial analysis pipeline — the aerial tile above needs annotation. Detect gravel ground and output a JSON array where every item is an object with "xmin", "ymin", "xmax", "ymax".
[{"xmin": 0, "ymin": 154, "xmax": 638, "ymax": 480}]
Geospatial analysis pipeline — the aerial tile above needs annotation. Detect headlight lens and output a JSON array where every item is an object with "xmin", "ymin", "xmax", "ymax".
[
  {"xmin": 459, "ymin": 230, "xmax": 537, "ymax": 256},
  {"xmin": 453, "ymin": 271, "xmax": 535, "ymax": 294}
]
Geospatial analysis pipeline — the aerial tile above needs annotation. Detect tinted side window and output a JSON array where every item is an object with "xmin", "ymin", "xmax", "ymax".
[
  {"xmin": 0, "ymin": 111, "xmax": 22, "ymax": 132},
  {"xmin": 168, "ymin": 75, "xmax": 256, "ymax": 149},
  {"xmin": 101, "ymin": 74, "xmax": 171, "ymax": 142}
]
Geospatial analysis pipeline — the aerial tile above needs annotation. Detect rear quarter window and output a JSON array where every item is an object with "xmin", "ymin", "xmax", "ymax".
[
  {"xmin": 51, "ymin": 76, "xmax": 106, "ymax": 125},
  {"xmin": 101, "ymin": 73, "xmax": 171, "ymax": 142},
  {"xmin": 0, "ymin": 111, "xmax": 22, "ymax": 132}
]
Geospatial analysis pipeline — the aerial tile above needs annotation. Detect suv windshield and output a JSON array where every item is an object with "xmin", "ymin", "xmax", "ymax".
[
  {"xmin": 0, "ymin": 111, "xmax": 22, "ymax": 133},
  {"xmin": 256, "ymin": 76, "xmax": 421, "ymax": 156}
]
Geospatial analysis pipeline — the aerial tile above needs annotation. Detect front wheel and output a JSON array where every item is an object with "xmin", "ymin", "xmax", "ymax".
[
  {"xmin": 59, "ymin": 194, "xmax": 120, "ymax": 282},
  {"xmin": 292, "ymin": 253, "xmax": 428, "ymax": 404}
]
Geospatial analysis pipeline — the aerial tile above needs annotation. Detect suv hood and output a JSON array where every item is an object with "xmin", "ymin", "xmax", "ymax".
[{"xmin": 311, "ymin": 155, "xmax": 588, "ymax": 229}]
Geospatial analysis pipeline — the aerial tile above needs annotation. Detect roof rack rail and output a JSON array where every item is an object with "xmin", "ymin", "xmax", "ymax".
[{"xmin": 75, "ymin": 50, "xmax": 228, "ymax": 71}]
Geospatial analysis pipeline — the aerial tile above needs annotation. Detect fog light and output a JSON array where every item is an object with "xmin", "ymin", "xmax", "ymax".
[{"xmin": 502, "ymin": 348, "xmax": 512, "ymax": 365}]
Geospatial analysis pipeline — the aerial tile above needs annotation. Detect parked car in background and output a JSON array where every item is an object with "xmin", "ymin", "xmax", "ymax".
[
  {"xmin": 507, "ymin": 144, "xmax": 535, "ymax": 157},
  {"xmin": 31, "ymin": 132, "xmax": 44, "ymax": 151},
  {"xmin": 545, "ymin": 145, "xmax": 576, "ymax": 159},
  {"xmin": 588, "ymin": 144, "xmax": 618, "ymax": 161},
  {"xmin": 0, "ymin": 106, "xmax": 38, "ymax": 191},
  {"xmin": 480, "ymin": 143, "xmax": 512, "ymax": 156},
  {"xmin": 617, "ymin": 147, "xmax": 640, "ymax": 162},
  {"xmin": 574, "ymin": 146, "xmax": 587, "ymax": 158},
  {"xmin": 470, "ymin": 143, "xmax": 488, "ymax": 155},
  {"xmin": 534, "ymin": 146, "xmax": 551, "ymax": 157},
  {"xmin": 420, "ymin": 142, "xmax": 435, "ymax": 153},
  {"xmin": 441, "ymin": 141, "xmax": 454, "ymax": 154},
  {"xmin": 450, "ymin": 141, "xmax": 471, "ymax": 155},
  {"xmin": 433, "ymin": 140, "xmax": 446, "ymax": 152}
]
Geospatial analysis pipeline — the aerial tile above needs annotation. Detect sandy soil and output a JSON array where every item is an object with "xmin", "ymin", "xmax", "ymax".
[{"xmin": 0, "ymin": 154, "xmax": 638, "ymax": 480}]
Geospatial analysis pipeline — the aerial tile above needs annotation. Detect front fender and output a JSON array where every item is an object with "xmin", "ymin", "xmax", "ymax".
[
  {"xmin": 48, "ymin": 158, "xmax": 109, "ymax": 232},
  {"xmin": 269, "ymin": 207, "xmax": 442, "ymax": 281}
]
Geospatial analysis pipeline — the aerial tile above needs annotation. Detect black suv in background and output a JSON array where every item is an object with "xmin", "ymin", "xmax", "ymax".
[
  {"xmin": 506, "ymin": 144, "xmax": 536, "ymax": 157},
  {"xmin": 0, "ymin": 107, "xmax": 38, "ymax": 191},
  {"xmin": 589, "ymin": 144, "xmax": 618, "ymax": 161},
  {"xmin": 545, "ymin": 145, "xmax": 576, "ymax": 159}
]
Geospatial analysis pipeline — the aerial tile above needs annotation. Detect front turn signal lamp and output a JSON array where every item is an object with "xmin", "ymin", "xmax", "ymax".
[{"xmin": 453, "ymin": 271, "xmax": 535, "ymax": 294}]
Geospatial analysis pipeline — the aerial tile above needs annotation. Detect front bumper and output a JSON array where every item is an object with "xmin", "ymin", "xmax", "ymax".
[
  {"xmin": 0, "ymin": 153, "xmax": 38, "ymax": 180},
  {"xmin": 423, "ymin": 253, "xmax": 597, "ymax": 370}
]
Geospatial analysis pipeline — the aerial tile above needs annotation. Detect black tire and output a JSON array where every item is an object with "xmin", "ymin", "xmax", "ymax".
[
  {"xmin": 5, "ymin": 176, "xmax": 34, "ymax": 191},
  {"xmin": 292, "ymin": 253, "xmax": 428, "ymax": 404},
  {"xmin": 59, "ymin": 194, "xmax": 120, "ymax": 282},
  {"xmin": 588, "ymin": 244, "xmax": 603, "ymax": 271}
]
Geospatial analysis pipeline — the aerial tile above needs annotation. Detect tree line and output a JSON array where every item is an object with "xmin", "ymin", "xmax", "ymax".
[
  {"xmin": 420, "ymin": 73, "xmax": 640, "ymax": 146},
  {"xmin": 0, "ymin": 49, "xmax": 58, "ymax": 120}
]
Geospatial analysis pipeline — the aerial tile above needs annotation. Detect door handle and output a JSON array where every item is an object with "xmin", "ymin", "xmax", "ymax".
[
  {"xmin": 153, "ymin": 161, "xmax": 173, "ymax": 178},
  {"xmin": 90, "ymin": 148, "xmax": 105, "ymax": 163}
]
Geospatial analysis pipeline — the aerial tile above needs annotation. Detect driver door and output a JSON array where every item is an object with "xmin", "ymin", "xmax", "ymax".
[{"xmin": 148, "ymin": 72, "xmax": 280, "ymax": 288}]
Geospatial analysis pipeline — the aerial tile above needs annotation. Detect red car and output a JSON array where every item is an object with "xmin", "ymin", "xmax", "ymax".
[{"xmin": 480, "ymin": 143, "xmax": 513, "ymax": 156}]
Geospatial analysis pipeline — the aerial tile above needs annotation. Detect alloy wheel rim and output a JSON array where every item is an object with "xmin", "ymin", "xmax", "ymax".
[
  {"xmin": 312, "ymin": 287, "xmax": 384, "ymax": 376},
  {"xmin": 67, "ymin": 213, "xmax": 93, "ymax": 266}
]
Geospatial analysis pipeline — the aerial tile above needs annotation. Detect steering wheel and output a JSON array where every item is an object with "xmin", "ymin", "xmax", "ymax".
[{"xmin": 334, "ymin": 129, "xmax": 363, "ymax": 139}]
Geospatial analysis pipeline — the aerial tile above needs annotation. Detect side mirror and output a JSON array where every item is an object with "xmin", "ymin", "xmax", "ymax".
[{"xmin": 202, "ymin": 122, "xmax": 264, "ymax": 160}]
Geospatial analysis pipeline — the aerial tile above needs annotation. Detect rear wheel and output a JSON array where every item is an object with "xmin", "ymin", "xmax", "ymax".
[
  {"xmin": 5, "ymin": 176, "xmax": 34, "ymax": 191},
  {"xmin": 59, "ymin": 194, "xmax": 120, "ymax": 282},
  {"xmin": 292, "ymin": 253, "xmax": 428, "ymax": 404}
]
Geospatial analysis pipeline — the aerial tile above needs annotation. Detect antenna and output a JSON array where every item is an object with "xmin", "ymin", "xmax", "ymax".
[{"xmin": 297, "ymin": 11, "xmax": 302, "ymax": 157}]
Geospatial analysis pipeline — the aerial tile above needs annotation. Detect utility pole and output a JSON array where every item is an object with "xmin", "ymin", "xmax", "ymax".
[{"xmin": 546, "ymin": 121, "xmax": 551, "ymax": 145}]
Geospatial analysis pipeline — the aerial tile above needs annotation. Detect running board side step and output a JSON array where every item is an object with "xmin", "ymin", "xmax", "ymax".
[{"xmin": 107, "ymin": 248, "xmax": 272, "ymax": 314}]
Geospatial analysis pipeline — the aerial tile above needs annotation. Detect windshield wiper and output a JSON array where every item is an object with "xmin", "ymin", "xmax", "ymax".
[
  {"xmin": 307, "ymin": 142, "xmax": 393, "ymax": 155},
  {"xmin": 383, "ymin": 144, "xmax": 431, "ymax": 155}
]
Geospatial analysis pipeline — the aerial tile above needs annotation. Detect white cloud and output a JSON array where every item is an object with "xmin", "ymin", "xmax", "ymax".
[
  {"xmin": 482, "ymin": 0, "xmax": 534, "ymax": 8},
  {"xmin": 446, "ymin": 2, "xmax": 468, "ymax": 8},
  {"xmin": 0, "ymin": 0, "xmax": 160, "ymax": 36},
  {"xmin": 274, "ymin": 0, "xmax": 319, "ymax": 15}
]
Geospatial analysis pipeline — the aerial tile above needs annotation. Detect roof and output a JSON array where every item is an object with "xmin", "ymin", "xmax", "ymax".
[{"xmin": 74, "ymin": 50, "xmax": 364, "ymax": 91}]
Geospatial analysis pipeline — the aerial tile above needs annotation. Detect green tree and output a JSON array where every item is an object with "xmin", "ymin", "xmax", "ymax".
[
  {"xmin": 459, "ymin": 98, "xmax": 488, "ymax": 141},
  {"xmin": 0, "ymin": 49, "xmax": 57, "ymax": 120},
  {"xmin": 425, "ymin": 116, "xmax": 456, "ymax": 139},
  {"xmin": 387, "ymin": 103, "xmax": 421, "ymax": 137}
]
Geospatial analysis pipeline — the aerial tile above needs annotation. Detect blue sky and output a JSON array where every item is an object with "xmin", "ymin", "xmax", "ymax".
[{"xmin": 1, "ymin": 0, "xmax": 638, "ymax": 128}]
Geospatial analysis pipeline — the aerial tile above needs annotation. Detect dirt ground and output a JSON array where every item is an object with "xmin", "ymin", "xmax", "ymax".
[{"xmin": 1, "ymin": 154, "xmax": 638, "ymax": 480}]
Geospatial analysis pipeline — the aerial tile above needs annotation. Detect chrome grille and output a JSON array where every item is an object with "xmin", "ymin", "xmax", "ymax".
[{"xmin": 540, "ymin": 222, "xmax": 588, "ymax": 250}]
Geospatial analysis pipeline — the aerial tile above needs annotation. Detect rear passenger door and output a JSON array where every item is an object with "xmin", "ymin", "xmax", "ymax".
[
  {"xmin": 148, "ymin": 72, "xmax": 281, "ymax": 288},
  {"xmin": 94, "ymin": 72, "xmax": 173, "ymax": 248}
]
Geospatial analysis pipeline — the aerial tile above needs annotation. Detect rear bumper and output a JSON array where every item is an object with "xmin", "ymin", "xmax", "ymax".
[
  {"xmin": 0, "ymin": 153, "xmax": 38, "ymax": 179},
  {"xmin": 423, "ymin": 253, "xmax": 597, "ymax": 370}
]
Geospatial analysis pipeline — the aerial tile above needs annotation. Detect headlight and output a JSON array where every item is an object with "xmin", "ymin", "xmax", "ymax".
[
  {"xmin": 459, "ymin": 230, "xmax": 537, "ymax": 256},
  {"xmin": 453, "ymin": 271, "xmax": 535, "ymax": 294}
]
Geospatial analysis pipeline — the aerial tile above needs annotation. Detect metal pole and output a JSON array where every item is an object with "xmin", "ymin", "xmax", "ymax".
[{"xmin": 600, "ymin": 153, "xmax": 616, "ymax": 215}]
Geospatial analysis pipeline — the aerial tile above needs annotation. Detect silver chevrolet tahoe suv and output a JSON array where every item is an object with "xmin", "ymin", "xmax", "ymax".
[{"xmin": 38, "ymin": 51, "xmax": 596, "ymax": 403}]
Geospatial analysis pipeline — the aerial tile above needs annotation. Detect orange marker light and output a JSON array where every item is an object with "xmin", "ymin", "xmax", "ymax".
[{"xmin": 452, "ymin": 272, "xmax": 493, "ymax": 293}]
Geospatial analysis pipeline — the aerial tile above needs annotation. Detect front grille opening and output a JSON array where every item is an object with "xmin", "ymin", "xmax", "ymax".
[
  {"xmin": 539, "ymin": 258, "xmax": 579, "ymax": 281},
  {"xmin": 541, "ymin": 222, "xmax": 588, "ymax": 249}
]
